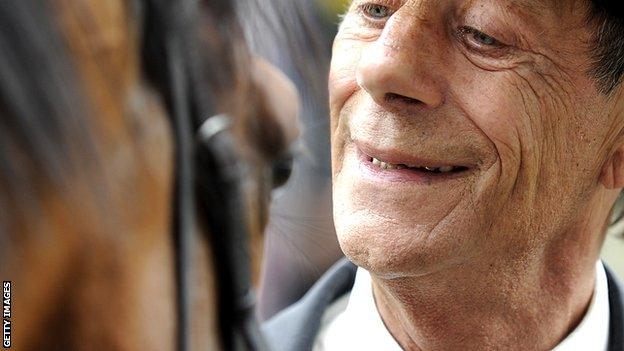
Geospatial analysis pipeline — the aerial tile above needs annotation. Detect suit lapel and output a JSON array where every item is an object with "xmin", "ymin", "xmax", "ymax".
[
  {"xmin": 605, "ymin": 265, "xmax": 623, "ymax": 351},
  {"xmin": 263, "ymin": 258, "xmax": 357, "ymax": 351}
]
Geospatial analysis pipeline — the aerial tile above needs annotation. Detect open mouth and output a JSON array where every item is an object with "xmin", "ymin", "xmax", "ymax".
[
  {"xmin": 363, "ymin": 151, "xmax": 470, "ymax": 178},
  {"xmin": 353, "ymin": 142, "xmax": 476, "ymax": 183},
  {"xmin": 365, "ymin": 155, "xmax": 469, "ymax": 175}
]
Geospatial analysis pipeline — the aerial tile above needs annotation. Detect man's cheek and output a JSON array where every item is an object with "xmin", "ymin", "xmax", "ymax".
[
  {"xmin": 329, "ymin": 67, "xmax": 358, "ymax": 119},
  {"xmin": 452, "ymin": 77, "xmax": 526, "ymax": 177},
  {"xmin": 513, "ymin": 72, "xmax": 589, "ymax": 184},
  {"xmin": 329, "ymin": 39, "xmax": 364, "ymax": 116}
]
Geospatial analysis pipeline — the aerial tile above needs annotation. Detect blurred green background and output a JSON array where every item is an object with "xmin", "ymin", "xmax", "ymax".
[{"xmin": 317, "ymin": 0, "xmax": 350, "ymax": 19}]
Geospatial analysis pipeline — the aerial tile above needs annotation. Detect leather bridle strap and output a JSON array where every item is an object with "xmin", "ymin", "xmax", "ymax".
[
  {"xmin": 139, "ymin": 0, "xmax": 197, "ymax": 348},
  {"xmin": 197, "ymin": 116, "xmax": 269, "ymax": 351},
  {"xmin": 142, "ymin": 0, "xmax": 267, "ymax": 350},
  {"xmin": 160, "ymin": 8, "xmax": 196, "ymax": 350},
  {"xmin": 168, "ymin": 36, "xmax": 196, "ymax": 351}
]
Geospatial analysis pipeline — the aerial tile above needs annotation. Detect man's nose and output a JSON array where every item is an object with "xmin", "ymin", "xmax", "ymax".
[{"xmin": 356, "ymin": 13, "xmax": 446, "ymax": 111}]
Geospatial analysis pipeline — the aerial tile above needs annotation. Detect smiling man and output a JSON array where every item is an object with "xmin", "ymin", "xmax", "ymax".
[{"xmin": 264, "ymin": 0, "xmax": 624, "ymax": 350}]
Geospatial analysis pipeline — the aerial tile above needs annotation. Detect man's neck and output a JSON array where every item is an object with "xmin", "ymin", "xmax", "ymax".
[{"xmin": 371, "ymin": 252, "xmax": 598, "ymax": 351}]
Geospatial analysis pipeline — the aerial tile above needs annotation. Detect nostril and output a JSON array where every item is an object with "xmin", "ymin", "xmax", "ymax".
[{"xmin": 385, "ymin": 93, "xmax": 421, "ymax": 105}]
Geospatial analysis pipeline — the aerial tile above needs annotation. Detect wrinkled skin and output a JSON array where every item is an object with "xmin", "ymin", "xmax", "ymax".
[
  {"xmin": 330, "ymin": 0, "xmax": 624, "ymax": 349},
  {"xmin": 4, "ymin": 1, "xmax": 299, "ymax": 350}
]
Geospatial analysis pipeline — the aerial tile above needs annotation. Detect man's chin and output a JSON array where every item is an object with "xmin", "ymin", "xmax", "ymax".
[{"xmin": 336, "ymin": 225, "xmax": 466, "ymax": 279}]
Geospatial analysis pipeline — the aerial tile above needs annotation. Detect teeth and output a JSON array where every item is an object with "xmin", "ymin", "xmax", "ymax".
[
  {"xmin": 379, "ymin": 162, "xmax": 397, "ymax": 170},
  {"xmin": 439, "ymin": 166, "xmax": 454, "ymax": 173},
  {"xmin": 373, "ymin": 158, "xmax": 399, "ymax": 170},
  {"xmin": 371, "ymin": 157, "xmax": 458, "ymax": 173}
]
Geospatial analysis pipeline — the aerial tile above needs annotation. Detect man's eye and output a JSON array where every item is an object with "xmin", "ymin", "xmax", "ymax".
[
  {"xmin": 360, "ymin": 3, "xmax": 392, "ymax": 20},
  {"xmin": 457, "ymin": 26, "xmax": 504, "ymax": 52}
]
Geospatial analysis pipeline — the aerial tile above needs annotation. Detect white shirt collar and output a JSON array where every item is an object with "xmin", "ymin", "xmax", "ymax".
[
  {"xmin": 552, "ymin": 261, "xmax": 610, "ymax": 351},
  {"xmin": 316, "ymin": 261, "xmax": 610, "ymax": 351},
  {"xmin": 315, "ymin": 264, "xmax": 402, "ymax": 351}
]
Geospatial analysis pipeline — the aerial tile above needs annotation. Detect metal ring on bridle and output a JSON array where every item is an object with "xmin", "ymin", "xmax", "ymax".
[{"xmin": 198, "ymin": 114, "xmax": 232, "ymax": 143}]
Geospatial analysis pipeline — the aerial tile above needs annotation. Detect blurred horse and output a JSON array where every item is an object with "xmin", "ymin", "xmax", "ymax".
[
  {"xmin": 0, "ymin": 0, "xmax": 298, "ymax": 349},
  {"xmin": 237, "ymin": 0, "xmax": 344, "ymax": 321}
]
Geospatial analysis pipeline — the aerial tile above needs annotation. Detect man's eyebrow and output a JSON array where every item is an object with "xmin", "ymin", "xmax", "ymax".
[
  {"xmin": 494, "ymin": 0, "xmax": 558, "ymax": 38},
  {"xmin": 509, "ymin": 0, "xmax": 572, "ymax": 19}
]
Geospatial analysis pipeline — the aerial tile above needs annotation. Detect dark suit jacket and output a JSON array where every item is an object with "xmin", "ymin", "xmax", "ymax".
[{"xmin": 264, "ymin": 258, "xmax": 624, "ymax": 351}]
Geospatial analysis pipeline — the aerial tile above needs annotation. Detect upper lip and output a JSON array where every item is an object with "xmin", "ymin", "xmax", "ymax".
[{"xmin": 355, "ymin": 140, "xmax": 477, "ymax": 169}]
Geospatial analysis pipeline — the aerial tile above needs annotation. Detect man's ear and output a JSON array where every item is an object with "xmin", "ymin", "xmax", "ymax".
[{"xmin": 600, "ymin": 145, "xmax": 624, "ymax": 189}]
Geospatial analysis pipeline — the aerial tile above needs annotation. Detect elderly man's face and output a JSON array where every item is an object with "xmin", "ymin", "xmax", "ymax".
[{"xmin": 330, "ymin": 0, "xmax": 624, "ymax": 276}]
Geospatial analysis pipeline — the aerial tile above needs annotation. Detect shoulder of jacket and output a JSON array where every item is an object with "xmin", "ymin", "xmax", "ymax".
[{"xmin": 262, "ymin": 258, "xmax": 357, "ymax": 351}]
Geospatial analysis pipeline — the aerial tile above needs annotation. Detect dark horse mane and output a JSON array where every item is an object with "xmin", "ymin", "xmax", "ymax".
[
  {"xmin": 0, "ymin": 0, "xmax": 237, "ymax": 237},
  {"xmin": 0, "ymin": 0, "xmax": 99, "ymax": 244},
  {"xmin": 0, "ymin": 0, "xmax": 252, "ymax": 244},
  {"xmin": 0, "ymin": 0, "xmax": 256, "ymax": 349}
]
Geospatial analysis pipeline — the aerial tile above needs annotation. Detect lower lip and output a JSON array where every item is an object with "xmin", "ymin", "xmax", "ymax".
[{"xmin": 356, "ymin": 148, "xmax": 472, "ymax": 185}]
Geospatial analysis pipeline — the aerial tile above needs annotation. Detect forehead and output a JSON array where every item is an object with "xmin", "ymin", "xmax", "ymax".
[
  {"xmin": 498, "ymin": 0, "xmax": 582, "ymax": 15},
  {"xmin": 474, "ymin": 0, "xmax": 592, "ymax": 26},
  {"xmin": 460, "ymin": 0, "xmax": 591, "ymax": 35}
]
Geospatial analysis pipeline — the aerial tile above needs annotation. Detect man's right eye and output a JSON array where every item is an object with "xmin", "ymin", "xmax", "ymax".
[
  {"xmin": 455, "ymin": 26, "xmax": 511, "ymax": 59},
  {"xmin": 359, "ymin": 3, "xmax": 393, "ymax": 21}
]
